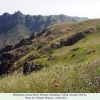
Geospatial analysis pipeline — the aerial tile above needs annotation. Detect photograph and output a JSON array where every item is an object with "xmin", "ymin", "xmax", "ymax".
[{"xmin": 0, "ymin": 0, "xmax": 100, "ymax": 99}]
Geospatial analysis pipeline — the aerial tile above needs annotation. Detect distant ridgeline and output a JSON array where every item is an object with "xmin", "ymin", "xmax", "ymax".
[{"xmin": 0, "ymin": 11, "xmax": 88, "ymax": 48}]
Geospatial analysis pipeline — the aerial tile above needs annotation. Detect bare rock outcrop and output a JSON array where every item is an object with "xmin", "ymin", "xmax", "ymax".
[
  {"xmin": 60, "ymin": 32, "xmax": 84, "ymax": 46},
  {"xmin": 0, "ymin": 53, "xmax": 14, "ymax": 76},
  {"xmin": 23, "ymin": 60, "xmax": 43, "ymax": 75}
]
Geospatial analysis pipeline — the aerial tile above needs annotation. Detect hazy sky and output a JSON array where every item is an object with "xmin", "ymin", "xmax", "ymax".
[{"xmin": 0, "ymin": 0, "xmax": 100, "ymax": 19}]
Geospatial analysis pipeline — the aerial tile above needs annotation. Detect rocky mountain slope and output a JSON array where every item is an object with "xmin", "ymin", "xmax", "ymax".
[
  {"xmin": 0, "ymin": 11, "xmax": 88, "ymax": 48},
  {"xmin": 0, "ymin": 18, "xmax": 100, "ymax": 93},
  {"xmin": 0, "ymin": 18, "xmax": 100, "ymax": 76}
]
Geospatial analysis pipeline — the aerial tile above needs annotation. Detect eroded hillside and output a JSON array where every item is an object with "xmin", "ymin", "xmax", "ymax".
[
  {"xmin": 0, "ymin": 19, "xmax": 100, "ymax": 76},
  {"xmin": 0, "ymin": 19, "xmax": 100, "ymax": 93}
]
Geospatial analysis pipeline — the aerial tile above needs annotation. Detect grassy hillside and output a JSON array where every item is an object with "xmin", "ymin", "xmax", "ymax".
[{"xmin": 0, "ymin": 19, "xmax": 100, "ymax": 93}]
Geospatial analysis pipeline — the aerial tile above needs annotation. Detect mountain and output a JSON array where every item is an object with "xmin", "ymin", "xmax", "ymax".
[
  {"xmin": 0, "ymin": 18, "xmax": 100, "ymax": 92},
  {"xmin": 0, "ymin": 11, "xmax": 88, "ymax": 48}
]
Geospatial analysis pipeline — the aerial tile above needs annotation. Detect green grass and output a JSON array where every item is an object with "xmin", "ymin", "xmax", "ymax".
[
  {"xmin": 0, "ymin": 61, "xmax": 100, "ymax": 93},
  {"xmin": 1, "ymin": 19, "xmax": 100, "ymax": 93}
]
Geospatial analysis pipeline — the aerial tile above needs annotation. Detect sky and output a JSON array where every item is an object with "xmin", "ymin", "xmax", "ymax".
[{"xmin": 0, "ymin": 0, "xmax": 100, "ymax": 19}]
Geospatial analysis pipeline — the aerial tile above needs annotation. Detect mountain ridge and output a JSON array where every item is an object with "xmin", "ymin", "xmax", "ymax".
[{"xmin": 0, "ymin": 11, "xmax": 88, "ymax": 48}]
